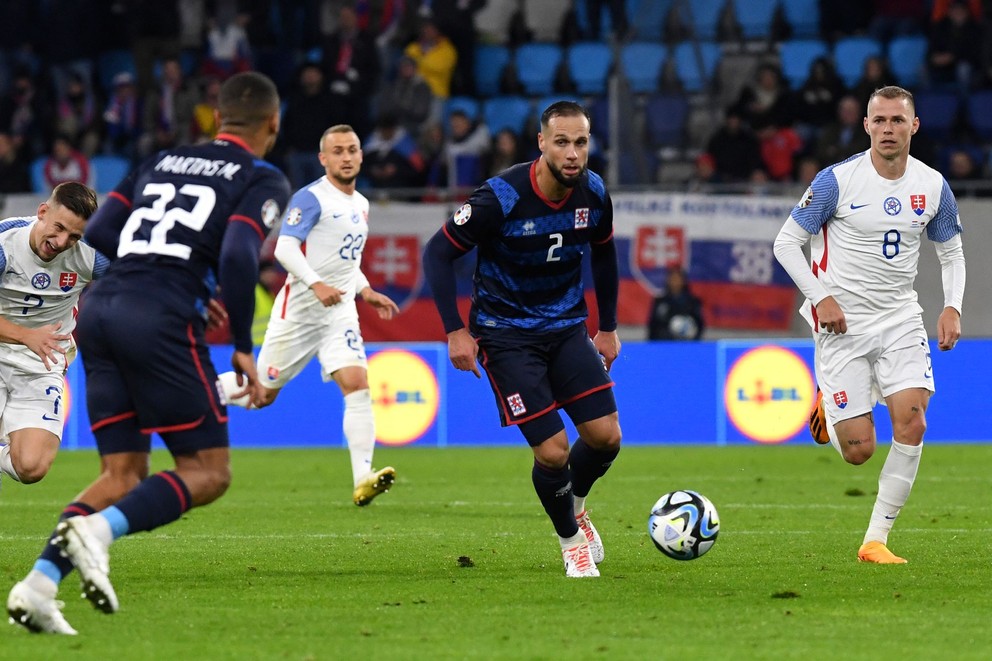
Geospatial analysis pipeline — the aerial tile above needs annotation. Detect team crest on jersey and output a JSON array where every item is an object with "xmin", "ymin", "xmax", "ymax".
[
  {"xmin": 266, "ymin": 366, "xmax": 280, "ymax": 381},
  {"xmin": 285, "ymin": 207, "xmax": 303, "ymax": 226},
  {"xmin": 574, "ymin": 208, "xmax": 589, "ymax": 229},
  {"xmin": 261, "ymin": 199, "xmax": 281, "ymax": 228},
  {"xmin": 883, "ymin": 196, "xmax": 902, "ymax": 216},
  {"xmin": 31, "ymin": 273, "xmax": 51, "ymax": 289},
  {"xmin": 506, "ymin": 393, "xmax": 526, "ymax": 416},
  {"xmin": 453, "ymin": 203, "xmax": 472, "ymax": 225},
  {"xmin": 798, "ymin": 186, "xmax": 813, "ymax": 208},
  {"xmin": 910, "ymin": 194, "xmax": 926, "ymax": 216},
  {"xmin": 59, "ymin": 272, "xmax": 78, "ymax": 292},
  {"xmin": 832, "ymin": 391, "xmax": 848, "ymax": 409}
]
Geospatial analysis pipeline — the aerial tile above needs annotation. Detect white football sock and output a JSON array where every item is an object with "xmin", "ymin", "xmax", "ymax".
[
  {"xmin": 573, "ymin": 496, "xmax": 587, "ymax": 516},
  {"xmin": 343, "ymin": 389, "xmax": 376, "ymax": 486},
  {"xmin": 863, "ymin": 438, "xmax": 922, "ymax": 545},
  {"xmin": 0, "ymin": 442, "xmax": 21, "ymax": 481},
  {"xmin": 558, "ymin": 530, "xmax": 587, "ymax": 550}
]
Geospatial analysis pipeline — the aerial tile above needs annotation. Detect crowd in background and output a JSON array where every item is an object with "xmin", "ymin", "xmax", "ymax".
[{"xmin": 1, "ymin": 0, "xmax": 992, "ymax": 197}]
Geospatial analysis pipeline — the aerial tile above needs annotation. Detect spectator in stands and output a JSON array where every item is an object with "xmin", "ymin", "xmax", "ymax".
[
  {"xmin": 869, "ymin": 0, "xmax": 928, "ymax": 43},
  {"xmin": 42, "ymin": 134, "xmax": 93, "ymax": 191},
  {"xmin": 795, "ymin": 155, "xmax": 821, "ymax": 186},
  {"xmin": 143, "ymin": 57, "xmax": 197, "ymax": 153},
  {"xmin": 426, "ymin": 0, "xmax": 486, "ymax": 96},
  {"xmin": 55, "ymin": 72, "xmax": 102, "ymax": 157},
  {"xmin": 102, "ymin": 72, "xmax": 147, "ymax": 162},
  {"xmin": 322, "ymin": 4, "xmax": 381, "ymax": 142},
  {"xmin": 486, "ymin": 128, "xmax": 525, "ymax": 179},
  {"xmin": 585, "ymin": 0, "xmax": 629, "ymax": 42},
  {"xmin": 793, "ymin": 57, "xmax": 846, "ymax": 145},
  {"xmin": 706, "ymin": 108, "xmax": 763, "ymax": 183},
  {"xmin": 191, "ymin": 76, "xmax": 221, "ymax": 143},
  {"xmin": 732, "ymin": 63, "xmax": 793, "ymax": 131},
  {"xmin": 127, "ymin": 1, "xmax": 182, "ymax": 94},
  {"xmin": 684, "ymin": 152, "xmax": 721, "ymax": 193},
  {"xmin": 945, "ymin": 148, "xmax": 988, "ymax": 195},
  {"xmin": 201, "ymin": 2, "xmax": 253, "ymax": 80},
  {"xmin": 376, "ymin": 54, "xmax": 434, "ymax": 137},
  {"xmin": 404, "ymin": 15, "xmax": 458, "ymax": 124},
  {"xmin": 0, "ymin": 131, "xmax": 29, "ymax": 193},
  {"xmin": 439, "ymin": 109, "xmax": 490, "ymax": 188},
  {"xmin": 40, "ymin": 0, "xmax": 98, "ymax": 100},
  {"xmin": 821, "ymin": 0, "xmax": 871, "ymax": 42},
  {"xmin": 647, "ymin": 268, "xmax": 705, "ymax": 341},
  {"xmin": 757, "ymin": 122, "xmax": 804, "ymax": 182},
  {"xmin": 280, "ymin": 63, "xmax": 336, "ymax": 188},
  {"xmin": 815, "ymin": 95, "xmax": 871, "ymax": 165},
  {"xmin": 0, "ymin": 70, "xmax": 49, "ymax": 161},
  {"xmin": 928, "ymin": 0, "xmax": 983, "ymax": 93},
  {"xmin": 363, "ymin": 112, "xmax": 426, "ymax": 190},
  {"xmin": 850, "ymin": 56, "xmax": 897, "ymax": 106}
]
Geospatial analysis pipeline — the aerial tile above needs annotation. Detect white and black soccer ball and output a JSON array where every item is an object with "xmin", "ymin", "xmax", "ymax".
[{"xmin": 648, "ymin": 490, "xmax": 720, "ymax": 560}]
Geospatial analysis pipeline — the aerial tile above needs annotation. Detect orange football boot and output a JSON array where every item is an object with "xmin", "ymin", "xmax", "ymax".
[
  {"xmin": 809, "ymin": 388, "xmax": 831, "ymax": 445},
  {"xmin": 858, "ymin": 541, "xmax": 907, "ymax": 564}
]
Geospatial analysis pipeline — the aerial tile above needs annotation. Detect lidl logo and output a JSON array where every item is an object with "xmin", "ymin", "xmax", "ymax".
[
  {"xmin": 724, "ymin": 345, "xmax": 814, "ymax": 444},
  {"xmin": 368, "ymin": 350, "xmax": 439, "ymax": 446}
]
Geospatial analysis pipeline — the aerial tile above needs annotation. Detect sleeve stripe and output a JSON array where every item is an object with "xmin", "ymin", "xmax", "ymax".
[
  {"xmin": 441, "ymin": 224, "xmax": 471, "ymax": 252},
  {"xmin": 229, "ymin": 215, "xmax": 265, "ymax": 241},
  {"xmin": 108, "ymin": 191, "xmax": 132, "ymax": 208}
]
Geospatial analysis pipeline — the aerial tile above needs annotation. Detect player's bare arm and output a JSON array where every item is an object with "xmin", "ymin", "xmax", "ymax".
[
  {"xmin": 359, "ymin": 286, "xmax": 400, "ymax": 319},
  {"xmin": 593, "ymin": 330, "xmax": 620, "ymax": 371},
  {"xmin": 0, "ymin": 317, "xmax": 69, "ymax": 371},
  {"xmin": 309, "ymin": 281, "xmax": 346, "ymax": 306},
  {"xmin": 814, "ymin": 296, "xmax": 847, "ymax": 334},
  {"xmin": 447, "ymin": 327, "xmax": 480, "ymax": 378},
  {"xmin": 937, "ymin": 307, "xmax": 961, "ymax": 351}
]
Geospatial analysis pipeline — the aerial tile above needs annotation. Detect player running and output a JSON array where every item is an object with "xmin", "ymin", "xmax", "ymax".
[{"xmin": 774, "ymin": 86, "xmax": 966, "ymax": 564}]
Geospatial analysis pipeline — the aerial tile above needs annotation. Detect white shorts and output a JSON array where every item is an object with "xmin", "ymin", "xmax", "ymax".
[
  {"xmin": 0, "ymin": 361, "xmax": 67, "ymax": 440},
  {"xmin": 256, "ymin": 304, "xmax": 367, "ymax": 390},
  {"xmin": 814, "ymin": 316, "xmax": 934, "ymax": 424}
]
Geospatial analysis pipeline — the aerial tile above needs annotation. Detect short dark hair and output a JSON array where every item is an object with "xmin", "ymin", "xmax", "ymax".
[
  {"xmin": 540, "ymin": 101, "xmax": 590, "ymax": 130},
  {"xmin": 50, "ymin": 182, "xmax": 98, "ymax": 220},
  {"xmin": 868, "ymin": 85, "xmax": 915, "ymax": 115},
  {"xmin": 218, "ymin": 72, "xmax": 280, "ymax": 128}
]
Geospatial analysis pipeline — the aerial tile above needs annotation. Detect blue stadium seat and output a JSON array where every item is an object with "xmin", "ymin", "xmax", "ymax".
[
  {"xmin": 514, "ymin": 43, "xmax": 564, "ymax": 96},
  {"xmin": 887, "ymin": 36, "xmax": 928, "ymax": 88},
  {"xmin": 781, "ymin": 0, "xmax": 820, "ymax": 38},
  {"xmin": 620, "ymin": 42, "xmax": 667, "ymax": 94},
  {"xmin": 474, "ymin": 44, "xmax": 511, "ymax": 97},
  {"xmin": 680, "ymin": 0, "xmax": 726, "ymax": 41},
  {"xmin": 589, "ymin": 95, "xmax": 610, "ymax": 147},
  {"xmin": 645, "ymin": 93, "xmax": 689, "ymax": 148},
  {"xmin": 628, "ymin": 0, "xmax": 674, "ymax": 40},
  {"xmin": 672, "ymin": 42, "xmax": 721, "ymax": 93},
  {"xmin": 97, "ymin": 50, "xmax": 137, "ymax": 92},
  {"xmin": 482, "ymin": 96, "xmax": 533, "ymax": 137},
  {"xmin": 444, "ymin": 96, "xmax": 481, "ymax": 128},
  {"xmin": 833, "ymin": 36, "xmax": 883, "ymax": 89},
  {"xmin": 778, "ymin": 39, "xmax": 830, "ymax": 89},
  {"xmin": 914, "ymin": 91, "xmax": 960, "ymax": 141},
  {"xmin": 734, "ymin": 0, "xmax": 779, "ymax": 40},
  {"xmin": 452, "ymin": 154, "xmax": 484, "ymax": 187},
  {"xmin": 965, "ymin": 90, "xmax": 992, "ymax": 140},
  {"xmin": 91, "ymin": 155, "xmax": 131, "ymax": 193},
  {"xmin": 567, "ymin": 42, "xmax": 613, "ymax": 95},
  {"xmin": 30, "ymin": 157, "xmax": 47, "ymax": 194}
]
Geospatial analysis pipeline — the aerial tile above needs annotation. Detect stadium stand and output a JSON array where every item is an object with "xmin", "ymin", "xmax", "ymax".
[
  {"xmin": 733, "ymin": 0, "xmax": 779, "ymax": 41},
  {"xmin": 833, "ymin": 36, "xmax": 884, "ymax": 89},
  {"xmin": 90, "ymin": 155, "xmax": 131, "ymax": 194},
  {"xmin": 567, "ymin": 42, "xmax": 613, "ymax": 95},
  {"xmin": 474, "ymin": 44, "xmax": 511, "ymax": 97},
  {"xmin": 778, "ymin": 39, "xmax": 831, "ymax": 89},
  {"xmin": 482, "ymin": 96, "xmax": 533, "ymax": 137},
  {"xmin": 620, "ymin": 42, "xmax": 667, "ymax": 94},
  {"xmin": 887, "ymin": 36, "xmax": 929, "ymax": 89},
  {"xmin": 514, "ymin": 43, "xmax": 564, "ymax": 96},
  {"xmin": 672, "ymin": 42, "xmax": 722, "ymax": 93}
]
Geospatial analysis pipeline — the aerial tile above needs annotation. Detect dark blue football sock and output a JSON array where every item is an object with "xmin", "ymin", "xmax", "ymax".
[
  {"xmin": 569, "ymin": 437, "xmax": 620, "ymax": 499},
  {"xmin": 113, "ymin": 471, "xmax": 192, "ymax": 534},
  {"xmin": 34, "ymin": 502, "xmax": 96, "ymax": 584},
  {"xmin": 532, "ymin": 460, "xmax": 579, "ymax": 538}
]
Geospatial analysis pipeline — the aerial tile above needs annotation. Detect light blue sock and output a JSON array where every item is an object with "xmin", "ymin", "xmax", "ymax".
[{"xmin": 100, "ymin": 506, "xmax": 131, "ymax": 540}]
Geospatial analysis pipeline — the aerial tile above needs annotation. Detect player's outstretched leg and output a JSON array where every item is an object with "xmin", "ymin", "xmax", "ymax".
[
  {"xmin": 53, "ymin": 516, "xmax": 118, "ymax": 613},
  {"xmin": 353, "ymin": 466, "xmax": 396, "ymax": 506},
  {"xmin": 6, "ymin": 580, "xmax": 77, "ymax": 635}
]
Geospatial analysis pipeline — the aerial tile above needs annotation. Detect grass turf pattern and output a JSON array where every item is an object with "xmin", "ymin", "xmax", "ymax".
[{"xmin": 2, "ymin": 445, "xmax": 990, "ymax": 658}]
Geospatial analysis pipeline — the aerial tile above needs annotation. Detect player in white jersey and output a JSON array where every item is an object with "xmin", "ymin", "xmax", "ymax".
[
  {"xmin": 217, "ymin": 125, "xmax": 400, "ymax": 506},
  {"xmin": 0, "ymin": 182, "xmax": 105, "ymax": 490},
  {"xmin": 774, "ymin": 86, "xmax": 966, "ymax": 564}
]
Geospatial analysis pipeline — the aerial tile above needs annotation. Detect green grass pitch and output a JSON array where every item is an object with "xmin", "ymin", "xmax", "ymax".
[{"xmin": 2, "ymin": 444, "xmax": 990, "ymax": 659}]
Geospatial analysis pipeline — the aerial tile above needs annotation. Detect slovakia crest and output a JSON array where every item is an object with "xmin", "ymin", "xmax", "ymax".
[
  {"xmin": 267, "ymin": 366, "xmax": 279, "ymax": 380},
  {"xmin": 364, "ymin": 235, "xmax": 420, "ymax": 310},
  {"xmin": 59, "ymin": 272, "xmax": 78, "ymax": 292},
  {"xmin": 574, "ymin": 208, "xmax": 589, "ymax": 229},
  {"xmin": 910, "ymin": 194, "xmax": 926, "ymax": 216},
  {"xmin": 506, "ymin": 393, "xmax": 526, "ymax": 417},
  {"xmin": 631, "ymin": 225, "xmax": 685, "ymax": 293},
  {"xmin": 833, "ymin": 390, "xmax": 848, "ymax": 409}
]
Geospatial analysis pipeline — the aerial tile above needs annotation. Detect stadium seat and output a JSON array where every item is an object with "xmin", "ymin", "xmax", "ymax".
[
  {"xmin": 628, "ymin": 0, "xmax": 674, "ymax": 41},
  {"xmin": 887, "ymin": 36, "xmax": 928, "ymax": 88},
  {"xmin": 589, "ymin": 95, "xmax": 610, "ymax": 147},
  {"xmin": 29, "ymin": 157, "xmax": 47, "ymax": 194},
  {"xmin": 780, "ymin": 0, "xmax": 820, "ymax": 38},
  {"xmin": 620, "ymin": 42, "xmax": 667, "ymax": 94},
  {"xmin": 474, "ymin": 44, "xmax": 511, "ymax": 97},
  {"xmin": 645, "ymin": 93, "xmax": 689, "ymax": 149},
  {"xmin": 914, "ymin": 91, "xmax": 960, "ymax": 141},
  {"xmin": 833, "ymin": 36, "xmax": 883, "ymax": 89},
  {"xmin": 678, "ymin": 0, "xmax": 726, "ymax": 41},
  {"xmin": 733, "ymin": 0, "xmax": 779, "ymax": 41},
  {"xmin": 482, "ymin": 96, "xmax": 533, "ymax": 137},
  {"xmin": 965, "ymin": 90, "xmax": 992, "ymax": 140},
  {"xmin": 566, "ymin": 42, "xmax": 613, "ymax": 95},
  {"xmin": 444, "ymin": 96, "xmax": 481, "ymax": 128},
  {"xmin": 778, "ymin": 39, "xmax": 830, "ymax": 89},
  {"xmin": 91, "ymin": 155, "xmax": 131, "ymax": 193},
  {"xmin": 672, "ymin": 42, "xmax": 722, "ymax": 93},
  {"xmin": 452, "ymin": 154, "xmax": 484, "ymax": 187},
  {"xmin": 514, "ymin": 43, "xmax": 564, "ymax": 96},
  {"xmin": 97, "ymin": 50, "xmax": 137, "ymax": 93}
]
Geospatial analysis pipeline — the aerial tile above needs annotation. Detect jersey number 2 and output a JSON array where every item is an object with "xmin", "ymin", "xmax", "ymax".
[{"xmin": 118, "ymin": 183, "xmax": 217, "ymax": 259}]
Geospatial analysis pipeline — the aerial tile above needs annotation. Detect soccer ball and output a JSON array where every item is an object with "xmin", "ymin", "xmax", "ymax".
[{"xmin": 648, "ymin": 490, "xmax": 720, "ymax": 560}]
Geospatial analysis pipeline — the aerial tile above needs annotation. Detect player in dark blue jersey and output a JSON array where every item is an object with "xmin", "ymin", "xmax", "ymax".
[
  {"xmin": 423, "ymin": 101, "xmax": 622, "ymax": 578},
  {"xmin": 7, "ymin": 72, "xmax": 291, "ymax": 635}
]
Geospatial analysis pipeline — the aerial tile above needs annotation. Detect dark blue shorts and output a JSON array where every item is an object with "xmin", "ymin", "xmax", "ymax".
[
  {"xmin": 476, "ymin": 322, "xmax": 616, "ymax": 446},
  {"xmin": 75, "ymin": 285, "xmax": 229, "ymax": 457}
]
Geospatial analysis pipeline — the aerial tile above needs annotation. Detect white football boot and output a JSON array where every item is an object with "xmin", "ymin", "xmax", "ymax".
[
  {"xmin": 561, "ymin": 540, "xmax": 600, "ymax": 578},
  {"xmin": 53, "ymin": 516, "xmax": 119, "ymax": 613},
  {"xmin": 7, "ymin": 581, "xmax": 77, "ymax": 635},
  {"xmin": 575, "ymin": 510, "xmax": 604, "ymax": 564}
]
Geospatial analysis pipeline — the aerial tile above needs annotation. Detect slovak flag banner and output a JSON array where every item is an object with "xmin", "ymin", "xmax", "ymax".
[
  {"xmin": 910, "ymin": 194, "xmax": 926, "ymax": 216},
  {"xmin": 833, "ymin": 391, "xmax": 848, "ymax": 409}
]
